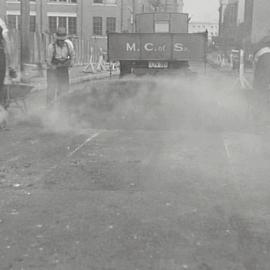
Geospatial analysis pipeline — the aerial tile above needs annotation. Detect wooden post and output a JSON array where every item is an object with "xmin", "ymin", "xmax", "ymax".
[
  {"xmin": 239, "ymin": 49, "xmax": 245, "ymax": 88},
  {"xmin": 36, "ymin": 0, "xmax": 43, "ymax": 71},
  {"xmin": 20, "ymin": 0, "xmax": 30, "ymax": 72},
  {"xmin": 132, "ymin": 0, "xmax": 135, "ymax": 32},
  {"xmin": 120, "ymin": 0, "xmax": 124, "ymax": 32}
]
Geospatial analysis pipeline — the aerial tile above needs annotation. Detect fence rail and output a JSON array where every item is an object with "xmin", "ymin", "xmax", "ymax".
[{"xmin": 8, "ymin": 30, "xmax": 107, "ymax": 68}]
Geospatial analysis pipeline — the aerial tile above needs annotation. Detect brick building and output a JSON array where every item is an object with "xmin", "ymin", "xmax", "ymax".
[
  {"xmin": 2, "ymin": 0, "xmax": 184, "ymax": 51},
  {"xmin": 140, "ymin": 0, "xmax": 183, "ymax": 13},
  {"xmin": 3, "ymin": 0, "xmax": 184, "ymax": 36},
  {"xmin": 3, "ymin": 0, "xmax": 121, "ymax": 38},
  {"xmin": 189, "ymin": 22, "xmax": 219, "ymax": 40}
]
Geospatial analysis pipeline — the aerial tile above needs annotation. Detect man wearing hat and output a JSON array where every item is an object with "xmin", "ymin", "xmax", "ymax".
[{"xmin": 47, "ymin": 27, "xmax": 75, "ymax": 105}]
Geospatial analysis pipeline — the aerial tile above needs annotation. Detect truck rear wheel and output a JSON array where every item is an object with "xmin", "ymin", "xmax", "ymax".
[{"xmin": 120, "ymin": 61, "xmax": 132, "ymax": 77}]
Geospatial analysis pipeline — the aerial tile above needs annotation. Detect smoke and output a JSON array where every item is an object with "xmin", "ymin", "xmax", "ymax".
[
  {"xmin": 11, "ymin": 71, "xmax": 255, "ymax": 135},
  {"xmin": 51, "ymin": 73, "xmax": 251, "ymax": 133},
  {"xmin": 0, "ymin": 105, "xmax": 8, "ymax": 129}
]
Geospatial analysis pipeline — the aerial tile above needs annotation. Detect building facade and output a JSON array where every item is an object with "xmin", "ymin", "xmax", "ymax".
[
  {"xmin": 2, "ymin": 0, "xmax": 185, "ymax": 52},
  {"xmin": 218, "ymin": 0, "xmax": 257, "ymax": 47},
  {"xmin": 3, "ymin": 0, "xmax": 121, "ymax": 39},
  {"xmin": 189, "ymin": 22, "xmax": 219, "ymax": 40},
  {"xmin": 3, "ymin": 0, "xmax": 185, "ymax": 36},
  {"xmin": 139, "ymin": 0, "xmax": 183, "ymax": 13}
]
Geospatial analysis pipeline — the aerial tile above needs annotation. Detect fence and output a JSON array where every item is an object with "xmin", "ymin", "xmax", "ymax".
[{"xmin": 8, "ymin": 30, "xmax": 107, "ymax": 68}]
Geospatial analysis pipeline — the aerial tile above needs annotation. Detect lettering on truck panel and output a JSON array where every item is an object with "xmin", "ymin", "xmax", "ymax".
[
  {"xmin": 126, "ymin": 42, "xmax": 188, "ymax": 53},
  {"xmin": 144, "ymin": 43, "xmax": 153, "ymax": 52},
  {"xmin": 126, "ymin": 42, "xmax": 140, "ymax": 52},
  {"xmin": 144, "ymin": 43, "xmax": 166, "ymax": 52},
  {"xmin": 174, "ymin": 43, "xmax": 188, "ymax": 52}
]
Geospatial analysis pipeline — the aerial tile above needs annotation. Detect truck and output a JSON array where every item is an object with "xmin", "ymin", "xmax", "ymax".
[{"xmin": 107, "ymin": 12, "xmax": 208, "ymax": 76}]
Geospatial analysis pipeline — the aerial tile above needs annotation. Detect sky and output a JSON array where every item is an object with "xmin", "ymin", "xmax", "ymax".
[{"xmin": 183, "ymin": 0, "xmax": 220, "ymax": 23}]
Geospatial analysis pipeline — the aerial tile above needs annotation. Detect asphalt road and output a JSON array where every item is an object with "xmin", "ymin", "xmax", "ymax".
[{"xmin": 1, "ymin": 73, "xmax": 270, "ymax": 270}]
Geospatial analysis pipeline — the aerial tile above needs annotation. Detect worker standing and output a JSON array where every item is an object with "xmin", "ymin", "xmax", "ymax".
[
  {"xmin": 0, "ymin": 17, "xmax": 16, "ymax": 129},
  {"xmin": 46, "ymin": 27, "xmax": 75, "ymax": 105},
  {"xmin": 253, "ymin": 36, "xmax": 270, "ymax": 91},
  {"xmin": 0, "ymin": 17, "xmax": 16, "ymax": 109},
  {"xmin": 252, "ymin": 35, "xmax": 270, "ymax": 123}
]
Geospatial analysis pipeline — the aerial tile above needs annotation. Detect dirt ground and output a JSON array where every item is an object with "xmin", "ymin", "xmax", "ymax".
[{"xmin": 1, "ymin": 74, "xmax": 270, "ymax": 270}]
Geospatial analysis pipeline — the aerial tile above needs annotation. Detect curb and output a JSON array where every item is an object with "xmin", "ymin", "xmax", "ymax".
[
  {"xmin": 30, "ymin": 71, "xmax": 120, "ymax": 94},
  {"xmin": 70, "ymin": 71, "xmax": 119, "ymax": 85}
]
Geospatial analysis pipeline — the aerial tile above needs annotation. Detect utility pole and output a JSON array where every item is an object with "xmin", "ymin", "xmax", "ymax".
[
  {"xmin": 0, "ymin": 0, "xmax": 6, "ymax": 19},
  {"xmin": 20, "ymin": 0, "xmax": 30, "ymax": 72},
  {"xmin": 120, "ymin": 0, "xmax": 124, "ymax": 32},
  {"xmin": 36, "ymin": 0, "xmax": 42, "ymax": 64},
  {"xmin": 132, "ymin": 0, "xmax": 135, "ymax": 32}
]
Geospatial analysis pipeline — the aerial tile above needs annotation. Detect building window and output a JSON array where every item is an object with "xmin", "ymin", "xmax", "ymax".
[
  {"xmin": 93, "ymin": 17, "xmax": 102, "ymax": 36},
  {"xmin": 7, "ymin": 15, "xmax": 17, "ymax": 29},
  {"xmin": 68, "ymin": 17, "xmax": 77, "ymax": 35},
  {"xmin": 93, "ymin": 0, "xmax": 117, "ymax": 4},
  {"xmin": 48, "ymin": 16, "xmax": 77, "ymax": 35},
  {"xmin": 58, "ymin": 16, "xmax": 67, "ymax": 29},
  {"xmin": 48, "ymin": 0, "xmax": 77, "ymax": 2},
  {"xmin": 7, "ymin": 14, "xmax": 36, "ymax": 32},
  {"xmin": 30, "ymin": 16, "xmax": 36, "ymax": 32},
  {"xmin": 49, "ymin": 16, "xmax": 57, "ymax": 33},
  {"xmin": 106, "ymin": 17, "xmax": 116, "ymax": 33}
]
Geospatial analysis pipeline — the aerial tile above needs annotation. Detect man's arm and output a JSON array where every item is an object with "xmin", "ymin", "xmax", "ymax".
[{"xmin": 66, "ymin": 40, "xmax": 75, "ymax": 66}]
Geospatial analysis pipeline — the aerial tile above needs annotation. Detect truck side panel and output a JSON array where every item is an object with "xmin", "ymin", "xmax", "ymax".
[
  {"xmin": 108, "ymin": 33, "xmax": 207, "ymax": 62},
  {"xmin": 140, "ymin": 34, "xmax": 172, "ymax": 60},
  {"xmin": 173, "ymin": 34, "xmax": 206, "ymax": 60}
]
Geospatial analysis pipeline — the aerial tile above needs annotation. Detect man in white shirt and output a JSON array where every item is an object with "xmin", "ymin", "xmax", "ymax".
[{"xmin": 46, "ymin": 27, "xmax": 75, "ymax": 105}]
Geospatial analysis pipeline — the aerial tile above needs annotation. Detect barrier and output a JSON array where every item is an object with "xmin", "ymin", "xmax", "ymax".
[
  {"xmin": 239, "ymin": 49, "xmax": 252, "ymax": 89},
  {"xmin": 83, "ymin": 47, "xmax": 96, "ymax": 73},
  {"xmin": 96, "ymin": 48, "xmax": 107, "ymax": 72}
]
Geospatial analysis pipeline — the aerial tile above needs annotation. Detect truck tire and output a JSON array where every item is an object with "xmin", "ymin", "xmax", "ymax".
[{"xmin": 120, "ymin": 61, "xmax": 132, "ymax": 77}]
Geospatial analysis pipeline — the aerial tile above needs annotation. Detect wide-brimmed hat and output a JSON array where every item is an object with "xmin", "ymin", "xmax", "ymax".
[{"xmin": 55, "ymin": 27, "xmax": 67, "ymax": 40}]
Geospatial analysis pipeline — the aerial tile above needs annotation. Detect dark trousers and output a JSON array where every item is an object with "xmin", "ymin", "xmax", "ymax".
[
  {"xmin": 0, "ymin": 48, "xmax": 6, "ymax": 107},
  {"xmin": 47, "ymin": 67, "xmax": 70, "ymax": 105},
  {"xmin": 254, "ymin": 53, "xmax": 270, "ymax": 91}
]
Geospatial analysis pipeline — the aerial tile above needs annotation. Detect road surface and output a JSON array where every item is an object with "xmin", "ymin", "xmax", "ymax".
[{"xmin": 1, "ymin": 72, "xmax": 270, "ymax": 270}]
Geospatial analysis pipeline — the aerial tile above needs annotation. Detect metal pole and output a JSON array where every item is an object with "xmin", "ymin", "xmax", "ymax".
[
  {"xmin": 36, "ymin": 0, "xmax": 42, "ymax": 64},
  {"xmin": 239, "ymin": 49, "xmax": 245, "ymax": 88},
  {"xmin": 132, "ymin": 0, "xmax": 135, "ymax": 32},
  {"xmin": 20, "ymin": 0, "xmax": 30, "ymax": 72},
  {"xmin": 80, "ymin": 0, "xmax": 83, "ymax": 39},
  {"xmin": 120, "ymin": 0, "xmax": 123, "ymax": 32}
]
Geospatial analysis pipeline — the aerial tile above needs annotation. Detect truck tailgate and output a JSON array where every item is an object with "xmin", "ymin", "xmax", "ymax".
[{"xmin": 108, "ymin": 33, "xmax": 207, "ymax": 62}]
